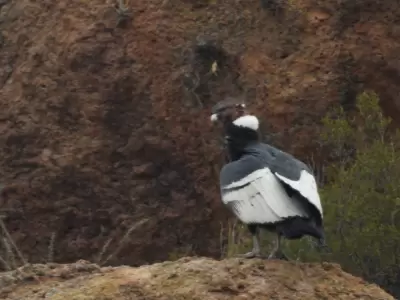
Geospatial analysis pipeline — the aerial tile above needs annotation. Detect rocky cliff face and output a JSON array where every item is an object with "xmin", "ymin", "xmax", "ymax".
[
  {"xmin": 0, "ymin": 258, "xmax": 395, "ymax": 300},
  {"xmin": 0, "ymin": 0, "xmax": 399, "ymax": 268}
]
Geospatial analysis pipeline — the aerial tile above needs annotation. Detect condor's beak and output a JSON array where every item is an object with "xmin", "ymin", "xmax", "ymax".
[{"xmin": 210, "ymin": 114, "xmax": 218, "ymax": 122}]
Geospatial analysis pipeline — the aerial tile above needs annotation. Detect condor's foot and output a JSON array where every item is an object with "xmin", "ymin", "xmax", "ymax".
[
  {"xmin": 312, "ymin": 238, "xmax": 333, "ymax": 254},
  {"xmin": 267, "ymin": 233, "xmax": 289, "ymax": 260},
  {"xmin": 237, "ymin": 250, "xmax": 263, "ymax": 259},
  {"xmin": 267, "ymin": 250, "xmax": 289, "ymax": 261}
]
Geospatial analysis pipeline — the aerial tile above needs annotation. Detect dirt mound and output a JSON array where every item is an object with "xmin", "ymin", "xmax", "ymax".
[
  {"xmin": 0, "ymin": 0, "xmax": 400, "ymax": 268},
  {"xmin": 0, "ymin": 258, "xmax": 394, "ymax": 300}
]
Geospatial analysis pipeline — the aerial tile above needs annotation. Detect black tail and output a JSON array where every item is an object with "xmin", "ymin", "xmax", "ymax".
[
  {"xmin": 307, "ymin": 222, "xmax": 332, "ymax": 253},
  {"xmin": 283, "ymin": 217, "xmax": 332, "ymax": 253},
  {"xmin": 279, "ymin": 217, "xmax": 324, "ymax": 240}
]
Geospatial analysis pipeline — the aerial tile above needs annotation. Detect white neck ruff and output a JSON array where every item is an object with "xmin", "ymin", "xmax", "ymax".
[{"xmin": 232, "ymin": 115, "xmax": 259, "ymax": 131}]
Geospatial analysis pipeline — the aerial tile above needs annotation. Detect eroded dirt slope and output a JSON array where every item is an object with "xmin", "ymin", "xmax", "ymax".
[
  {"xmin": 0, "ymin": 258, "xmax": 395, "ymax": 300},
  {"xmin": 0, "ymin": 0, "xmax": 400, "ymax": 266}
]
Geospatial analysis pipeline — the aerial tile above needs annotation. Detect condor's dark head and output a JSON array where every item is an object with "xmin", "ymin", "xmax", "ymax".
[{"xmin": 210, "ymin": 97, "xmax": 260, "ymax": 158}]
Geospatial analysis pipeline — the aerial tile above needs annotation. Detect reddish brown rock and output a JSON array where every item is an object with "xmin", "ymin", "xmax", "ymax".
[{"xmin": 0, "ymin": 0, "xmax": 399, "ymax": 267}]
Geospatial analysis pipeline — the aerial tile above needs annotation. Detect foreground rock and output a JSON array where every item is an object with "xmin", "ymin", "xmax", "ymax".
[{"xmin": 0, "ymin": 258, "xmax": 394, "ymax": 300}]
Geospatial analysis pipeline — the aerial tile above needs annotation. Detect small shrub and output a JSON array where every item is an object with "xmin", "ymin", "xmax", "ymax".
[
  {"xmin": 319, "ymin": 91, "xmax": 399, "ymax": 290},
  {"xmin": 289, "ymin": 91, "xmax": 400, "ymax": 296}
]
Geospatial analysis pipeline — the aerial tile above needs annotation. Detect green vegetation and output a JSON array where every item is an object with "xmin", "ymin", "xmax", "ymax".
[
  {"xmin": 223, "ymin": 91, "xmax": 400, "ymax": 296},
  {"xmin": 317, "ymin": 91, "xmax": 400, "ymax": 294}
]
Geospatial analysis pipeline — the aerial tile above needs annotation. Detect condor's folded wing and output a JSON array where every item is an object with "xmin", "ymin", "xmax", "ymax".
[
  {"xmin": 259, "ymin": 143, "xmax": 323, "ymax": 218},
  {"xmin": 220, "ymin": 156, "xmax": 309, "ymax": 225}
]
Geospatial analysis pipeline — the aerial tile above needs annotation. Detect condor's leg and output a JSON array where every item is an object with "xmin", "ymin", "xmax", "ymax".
[
  {"xmin": 268, "ymin": 233, "xmax": 289, "ymax": 260},
  {"xmin": 239, "ymin": 224, "xmax": 262, "ymax": 258}
]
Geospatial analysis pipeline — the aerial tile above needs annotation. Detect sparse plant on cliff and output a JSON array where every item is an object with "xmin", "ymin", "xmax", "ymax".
[{"xmin": 114, "ymin": 0, "xmax": 132, "ymax": 28}]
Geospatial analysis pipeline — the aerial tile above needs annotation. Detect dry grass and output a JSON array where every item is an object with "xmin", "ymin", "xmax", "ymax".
[
  {"xmin": 97, "ymin": 218, "xmax": 150, "ymax": 266},
  {"xmin": 0, "ymin": 217, "xmax": 26, "ymax": 270},
  {"xmin": 47, "ymin": 232, "xmax": 56, "ymax": 263},
  {"xmin": 0, "ymin": 216, "xmax": 150, "ymax": 270},
  {"xmin": 219, "ymin": 219, "xmax": 249, "ymax": 258}
]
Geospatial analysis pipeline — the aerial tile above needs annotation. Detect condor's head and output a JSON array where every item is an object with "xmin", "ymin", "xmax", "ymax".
[{"xmin": 210, "ymin": 97, "xmax": 260, "ymax": 143}]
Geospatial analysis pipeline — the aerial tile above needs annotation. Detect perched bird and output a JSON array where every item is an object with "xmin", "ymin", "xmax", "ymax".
[{"xmin": 211, "ymin": 98, "xmax": 327, "ymax": 260}]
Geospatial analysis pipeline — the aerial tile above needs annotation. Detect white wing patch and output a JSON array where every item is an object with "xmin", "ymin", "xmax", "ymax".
[
  {"xmin": 274, "ymin": 170, "xmax": 323, "ymax": 216},
  {"xmin": 222, "ymin": 168, "xmax": 309, "ymax": 224}
]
